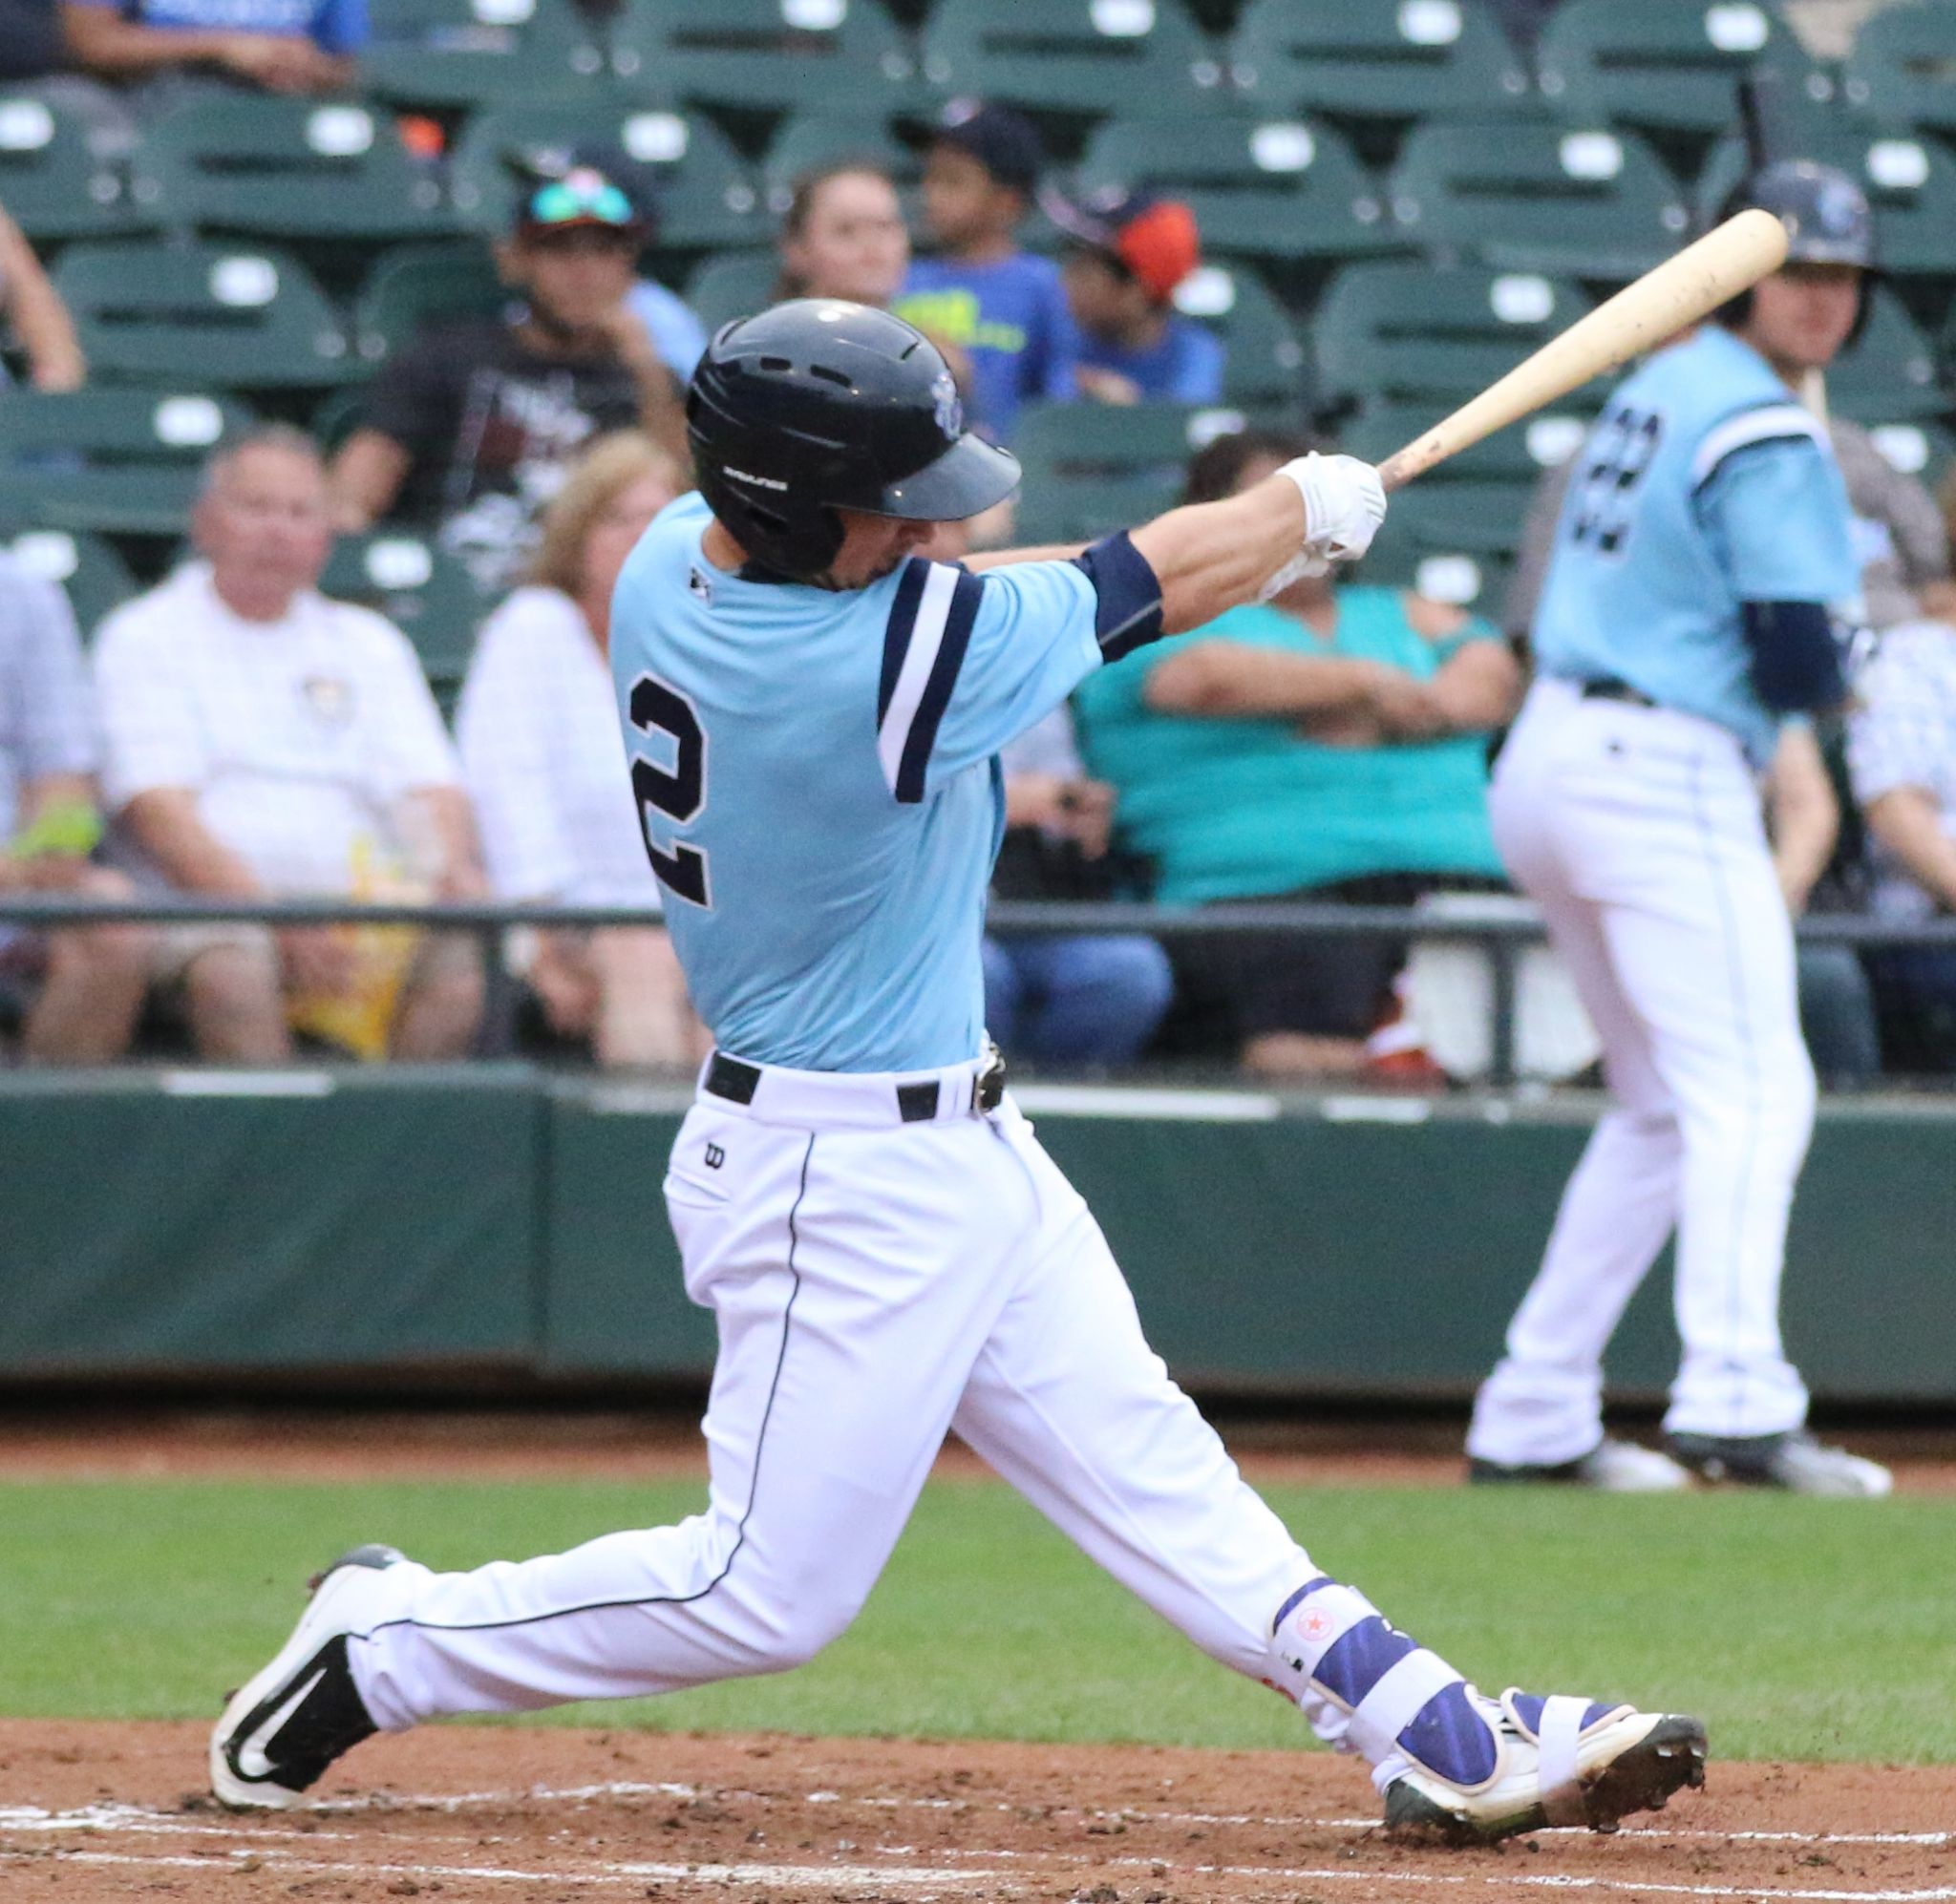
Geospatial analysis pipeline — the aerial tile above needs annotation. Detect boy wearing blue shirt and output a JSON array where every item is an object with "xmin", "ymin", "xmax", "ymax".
[
  {"xmin": 1054, "ymin": 187, "xmax": 1225, "ymax": 407},
  {"xmin": 894, "ymin": 99, "xmax": 1077, "ymax": 443}
]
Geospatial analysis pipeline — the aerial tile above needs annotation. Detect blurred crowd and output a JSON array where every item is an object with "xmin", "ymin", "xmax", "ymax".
[{"xmin": 2, "ymin": 0, "xmax": 1954, "ymax": 1085}]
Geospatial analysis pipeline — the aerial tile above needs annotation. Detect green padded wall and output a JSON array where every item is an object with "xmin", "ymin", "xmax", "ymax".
[
  {"xmin": 1, "ymin": 1072, "xmax": 1950, "ymax": 1401},
  {"xmin": 0, "ymin": 1067, "xmax": 542, "ymax": 1374}
]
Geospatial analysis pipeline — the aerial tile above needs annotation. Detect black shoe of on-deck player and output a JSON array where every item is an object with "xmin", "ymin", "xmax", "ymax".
[{"xmin": 210, "ymin": 1544, "xmax": 404, "ymax": 1809}]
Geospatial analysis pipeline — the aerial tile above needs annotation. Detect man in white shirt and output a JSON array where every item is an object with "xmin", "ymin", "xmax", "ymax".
[{"xmin": 94, "ymin": 427, "xmax": 488, "ymax": 1062}]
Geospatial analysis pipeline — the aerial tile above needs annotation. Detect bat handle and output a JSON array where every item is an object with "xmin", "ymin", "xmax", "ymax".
[{"xmin": 1374, "ymin": 444, "xmax": 1425, "ymax": 495}]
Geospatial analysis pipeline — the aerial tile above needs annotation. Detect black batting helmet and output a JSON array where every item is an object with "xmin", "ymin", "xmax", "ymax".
[
  {"xmin": 686, "ymin": 299, "xmax": 1020, "ymax": 580},
  {"xmin": 1714, "ymin": 159, "xmax": 1878, "ymax": 341}
]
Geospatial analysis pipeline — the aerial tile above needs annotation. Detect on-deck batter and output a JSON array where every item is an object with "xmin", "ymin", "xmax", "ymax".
[
  {"xmin": 1466, "ymin": 164, "xmax": 1894, "ymax": 1497},
  {"xmin": 212, "ymin": 299, "xmax": 1706, "ymax": 1842}
]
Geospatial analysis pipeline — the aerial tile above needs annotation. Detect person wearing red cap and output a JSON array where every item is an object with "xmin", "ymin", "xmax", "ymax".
[{"xmin": 1053, "ymin": 187, "xmax": 1223, "ymax": 408}]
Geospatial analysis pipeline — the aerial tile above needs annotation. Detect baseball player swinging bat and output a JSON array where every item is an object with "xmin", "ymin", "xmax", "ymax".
[{"xmin": 1375, "ymin": 209, "xmax": 1791, "ymax": 493}]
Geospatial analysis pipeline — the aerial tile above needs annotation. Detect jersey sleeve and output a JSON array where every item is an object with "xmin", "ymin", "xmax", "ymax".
[
  {"xmin": 874, "ymin": 557, "xmax": 1110, "ymax": 803},
  {"xmin": 1695, "ymin": 428, "xmax": 1858, "ymax": 605}
]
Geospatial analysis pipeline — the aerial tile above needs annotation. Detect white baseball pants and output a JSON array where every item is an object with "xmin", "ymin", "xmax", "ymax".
[
  {"xmin": 1467, "ymin": 679, "xmax": 1816, "ymax": 1468},
  {"xmin": 344, "ymin": 1064, "xmax": 1395, "ymax": 1772}
]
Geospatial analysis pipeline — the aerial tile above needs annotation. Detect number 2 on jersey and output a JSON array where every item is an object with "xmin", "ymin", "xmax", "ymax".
[{"xmin": 627, "ymin": 671, "xmax": 712, "ymax": 909}]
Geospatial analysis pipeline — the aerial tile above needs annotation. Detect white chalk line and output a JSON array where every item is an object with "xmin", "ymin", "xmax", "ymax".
[
  {"xmin": 7, "ymin": 1840, "xmax": 1956, "ymax": 1903},
  {"xmin": 3, "ymin": 1784, "xmax": 1949, "ymax": 1852}
]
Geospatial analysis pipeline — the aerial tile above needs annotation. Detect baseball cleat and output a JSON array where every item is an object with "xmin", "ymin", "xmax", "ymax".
[
  {"xmin": 1469, "ymin": 1437, "xmax": 1692, "ymax": 1492},
  {"xmin": 1383, "ymin": 1690, "xmax": 1707, "ymax": 1844},
  {"xmin": 210, "ymin": 1544, "xmax": 404, "ymax": 1809},
  {"xmin": 1668, "ymin": 1430, "xmax": 1892, "ymax": 1497}
]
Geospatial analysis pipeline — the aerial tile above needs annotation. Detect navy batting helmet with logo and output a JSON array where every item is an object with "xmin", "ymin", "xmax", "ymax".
[
  {"xmin": 686, "ymin": 299, "xmax": 1020, "ymax": 581},
  {"xmin": 1714, "ymin": 159, "xmax": 1877, "ymax": 341}
]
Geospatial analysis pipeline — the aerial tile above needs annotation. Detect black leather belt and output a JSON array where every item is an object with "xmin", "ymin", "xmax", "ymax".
[
  {"xmin": 705, "ymin": 1048, "xmax": 1008, "ymax": 1122},
  {"xmin": 1580, "ymin": 677, "xmax": 1658, "ymax": 709}
]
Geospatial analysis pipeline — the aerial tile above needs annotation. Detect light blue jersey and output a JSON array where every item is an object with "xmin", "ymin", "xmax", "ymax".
[
  {"xmin": 610, "ymin": 493, "xmax": 1128, "ymax": 1072},
  {"xmin": 1532, "ymin": 325, "xmax": 1858, "ymax": 763}
]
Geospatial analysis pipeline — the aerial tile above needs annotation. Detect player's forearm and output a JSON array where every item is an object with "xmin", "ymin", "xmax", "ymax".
[
  {"xmin": 1129, "ymin": 476, "xmax": 1309, "ymax": 636},
  {"xmin": 1766, "ymin": 727, "xmax": 1839, "ymax": 914},
  {"xmin": 1865, "ymin": 788, "xmax": 1956, "ymax": 911},
  {"xmin": 120, "ymin": 791, "xmax": 266, "ymax": 898}
]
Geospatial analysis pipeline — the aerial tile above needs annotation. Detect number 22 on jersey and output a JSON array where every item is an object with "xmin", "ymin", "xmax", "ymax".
[
  {"xmin": 1569, "ymin": 404, "xmax": 1665, "ymax": 558},
  {"xmin": 627, "ymin": 670, "xmax": 712, "ymax": 908}
]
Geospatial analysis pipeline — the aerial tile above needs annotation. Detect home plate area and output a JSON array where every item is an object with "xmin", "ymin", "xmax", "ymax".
[{"xmin": 3, "ymin": 1724, "xmax": 1953, "ymax": 1904}]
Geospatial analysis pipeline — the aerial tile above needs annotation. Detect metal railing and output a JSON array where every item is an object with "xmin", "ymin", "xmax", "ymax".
[{"xmin": 5, "ymin": 894, "xmax": 1956, "ymax": 1087}]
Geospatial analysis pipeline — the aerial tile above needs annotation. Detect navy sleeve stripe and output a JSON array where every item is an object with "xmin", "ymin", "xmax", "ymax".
[
  {"xmin": 1073, "ymin": 530, "xmax": 1166, "ymax": 663},
  {"xmin": 877, "ymin": 557, "xmax": 930, "ymax": 728},
  {"xmin": 894, "ymin": 567, "xmax": 983, "ymax": 804}
]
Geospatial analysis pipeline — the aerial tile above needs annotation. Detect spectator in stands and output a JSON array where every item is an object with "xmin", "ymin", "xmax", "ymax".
[
  {"xmin": 457, "ymin": 432, "xmax": 708, "ymax": 1071},
  {"xmin": 0, "ymin": 200, "xmax": 85, "ymax": 391},
  {"xmin": 892, "ymin": 100, "xmax": 1076, "ymax": 443},
  {"xmin": 1072, "ymin": 429, "xmax": 1520, "ymax": 1079},
  {"xmin": 1847, "ymin": 617, "xmax": 1956, "ymax": 1072},
  {"xmin": 59, "ymin": 0, "xmax": 362, "ymax": 96},
  {"xmin": 95, "ymin": 426, "xmax": 486, "ymax": 1063},
  {"xmin": 329, "ymin": 163, "xmax": 690, "ymax": 593},
  {"xmin": 1768, "ymin": 721, "xmax": 1882, "ymax": 1088},
  {"xmin": 985, "ymin": 707, "xmax": 1175, "ymax": 1070},
  {"xmin": 776, "ymin": 159, "xmax": 911, "ymax": 308},
  {"xmin": 0, "ymin": 550, "xmax": 151, "ymax": 1061},
  {"xmin": 1050, "ymin": 187, "xmax": 1223, "ymax": 407},
  {"xmin": 1, "ymin": 0, "xmax": 65, "ymax": 81}
]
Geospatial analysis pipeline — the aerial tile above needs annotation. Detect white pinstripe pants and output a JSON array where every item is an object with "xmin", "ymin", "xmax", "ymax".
[
  {"xmin": 344, "ymin": 1085, "xmax": 1409, "ymax": 1776},
  {"xmin": 1467, "ymin": 681, "xmax": 1816, "ymax": 1467}
]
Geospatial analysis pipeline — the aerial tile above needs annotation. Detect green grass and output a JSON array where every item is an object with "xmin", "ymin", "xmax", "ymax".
[{"xmin": 3, "ymin": 1475, "xmax": 1948, "ymax": 1763}]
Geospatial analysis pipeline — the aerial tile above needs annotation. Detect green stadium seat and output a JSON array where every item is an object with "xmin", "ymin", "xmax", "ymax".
[
  {"xmin": 0, "ymin": 525, "xmax": 139, "ymax": 638},
  {"xmin": 1358, "ymin": 482, "xmax": 1524, "ymax": 612},
  {"xmin": 360, "ymin": 0, "xmax": 603, "ymax": 109},
  {"xmin": 53, "ymin": 242, "xmax": 357, "ymax": 390},
  {"xmin": 919, "ymin": 0, "xmax": 1227, "ymax": 118},
  {"xmin": 1313, "ymin": 261, "xmax": 1593, "ymax": 408},
  {"xmin": 1228, "ymin": 0, "xmax": 1529, "ymax": 130},
  {"xmin": 1338, "ymin": 398, "xmax": 1594, "ymax": 488},
  {"xmin": 1013, "ymin": 400, "xmax": 1232, "ymax": 543},
  {"xmin": 1534, "ymin": 0, "xmax": 1795, "ymax": 138},
  {"xmin": 450, "ymin": 98, "xmax": 761, "ymax": 251},
  {"xmin": 682, "ymin": 250, "xmax": 780, "ymax": 335},
  {"xmin": 1386, "ymin": 118, "xmax": 1691, "ymax": 278},
  {"xmin": 129, "ymin": 96, "xmax": 458, "ymax": 244},
  {"xmin": 351, "ymin": 243, "xmax": 510, "ymax": 368},
  {"xmin": 0, "ymin": 388, "xmax": 256, "ymax": 536},
  {"xmin": 1842, "ymin": 2, "xmax": 1956, "ymax": 144},
  {"xmin": 1825, "ymin": 286, "xmax": 1944, "ymax": 423},
  {"xmin": 319, "ymin": 530, "xmax": 484, "ymax": 685},
  {"xmin": 1074, "ymin": 116, "xmax": 1397, "ymax": 265},
  {"xmin": 1696, "ymin": 129, "xmax": 1956, "ymax": 282},
  {"xmin": 608, "ymin": 0, "xmax": 919, "ymax": 115},
  {"xmin": 760, "ymin": 113, "xmax": 917, "ymax": 216},
  {"xmin": 1169, "ymin": 262, "xmax": 1308, "ymax": 413},
  {"xmin": 0, "ymin": 92, "xmax": 150, "ymax": 243}
]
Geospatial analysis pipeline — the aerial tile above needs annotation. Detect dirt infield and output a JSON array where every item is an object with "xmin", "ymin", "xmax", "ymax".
[
  {"xmin": 3, "ymin": 1407, "xmax": 1954, "ymax": 1491},
  {"xmin": 3, "ymin": 1720, "xmax": 1952, "ymax": 1903}
]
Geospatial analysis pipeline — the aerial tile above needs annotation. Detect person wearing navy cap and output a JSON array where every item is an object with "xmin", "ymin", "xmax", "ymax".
[
  {"xmin": 893, "ymin": 99, "xmax": 1078, "ymax": 444},
  {"xmin": 1052, "ymin": 185, "xmax": 1224, "ymax": 407}
]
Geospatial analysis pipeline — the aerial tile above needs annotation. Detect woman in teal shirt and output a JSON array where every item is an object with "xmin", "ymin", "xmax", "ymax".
[{"xmin": 1072, "ymin": 429, "xmax": 1522, "ymax": 1077}]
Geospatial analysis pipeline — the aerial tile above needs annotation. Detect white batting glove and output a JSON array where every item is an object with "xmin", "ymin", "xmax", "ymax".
[
  {"xmin": 1276, "ymin": 453, "xmax": 1388, "ymax": 563},
  {"xmin": 1256, "ymin": 547, "xmax": 1331, "ymax": 600}
]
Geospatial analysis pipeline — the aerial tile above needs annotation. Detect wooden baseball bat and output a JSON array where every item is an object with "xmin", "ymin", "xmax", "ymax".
[{"xmin": 1374, "ymin": 209, "xmax": 1791, "ymax": 493}]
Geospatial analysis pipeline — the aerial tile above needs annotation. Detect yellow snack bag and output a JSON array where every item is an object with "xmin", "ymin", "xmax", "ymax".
[{"xmin": 285, "ymin": 836, "xmax": 427, "ymax": 1062}]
